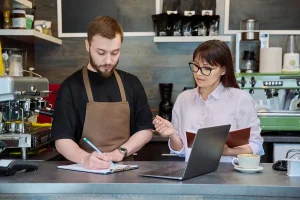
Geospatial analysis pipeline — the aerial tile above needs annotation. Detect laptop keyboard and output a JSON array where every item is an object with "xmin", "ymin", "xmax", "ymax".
[{"xmin": 160, "ymin": 168, "xmax": 185, "ymax": 177}]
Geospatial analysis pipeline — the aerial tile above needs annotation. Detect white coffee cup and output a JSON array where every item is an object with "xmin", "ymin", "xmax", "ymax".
[{"xmin": 232, "ymin": 154, "xmax": 260, "ymax": 169}]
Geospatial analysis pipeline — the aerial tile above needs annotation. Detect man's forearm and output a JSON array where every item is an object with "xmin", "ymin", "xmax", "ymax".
[
  {"xmin": 55, "ymin": 139, "xmax": 89, "ymax": 164},
  {"xmin": 122, "ymin": 129, "xmax": 152, "ymax": 156}
]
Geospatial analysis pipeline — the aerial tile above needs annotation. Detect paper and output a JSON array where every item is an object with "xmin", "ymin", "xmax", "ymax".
[{"xmin": 57, "ymin": 164, "xmax": 138, "ymax": 175}]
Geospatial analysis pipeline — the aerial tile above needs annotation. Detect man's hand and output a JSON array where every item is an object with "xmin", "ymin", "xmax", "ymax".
[
  {"xmin": 81, "ymin": 151, "xmax": 111, "ymax": 170},
  {"xmin": 104, "ymin": 149, "xmax": 124, "ymax": 162}
]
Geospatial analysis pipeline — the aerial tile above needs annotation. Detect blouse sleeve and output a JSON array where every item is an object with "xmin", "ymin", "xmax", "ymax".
[{"xmin": 236, "ymin": 93, "xmax": 265, "ymax": 156}]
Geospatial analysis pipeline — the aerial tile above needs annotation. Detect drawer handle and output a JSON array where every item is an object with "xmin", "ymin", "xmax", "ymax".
[{"xmin": 161, "ymin": 154, "xmax": 177, "ymax": 157}]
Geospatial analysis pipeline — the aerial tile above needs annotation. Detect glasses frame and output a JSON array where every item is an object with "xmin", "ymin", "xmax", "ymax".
[{"xmin": 188, "ymin": 62, "xmax": 217, "ymax": 76}]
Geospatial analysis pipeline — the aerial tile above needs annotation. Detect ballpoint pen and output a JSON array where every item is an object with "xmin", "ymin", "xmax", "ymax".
[{"xmin": 83, "ymin": 138, "xmax": 115, "ymax": 166}]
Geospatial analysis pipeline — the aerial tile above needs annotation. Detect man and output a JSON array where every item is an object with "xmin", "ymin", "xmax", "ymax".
[{"xmin": 51, "ymin": 16, "xmax": 153, "ymax": 170}]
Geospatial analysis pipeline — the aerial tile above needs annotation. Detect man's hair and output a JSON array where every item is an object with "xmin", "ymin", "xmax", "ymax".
[{"xmin": 87, "ymin": 16, "xmax": 124, "ymax": 44}]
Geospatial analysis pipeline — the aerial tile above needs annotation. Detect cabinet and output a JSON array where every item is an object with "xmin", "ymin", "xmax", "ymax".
[
  {"xmin": 0, "ymin": 0, "xmax": 62, "ymax": 45},
  {"xmin": 0, "ymin": 0, "xmax": 62, "ymax": 71}
]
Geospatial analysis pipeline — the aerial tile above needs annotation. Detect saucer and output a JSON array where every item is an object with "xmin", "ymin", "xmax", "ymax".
[{"xmin": 234, "ymin": 166, "xmax": 263, "ymax": 173}]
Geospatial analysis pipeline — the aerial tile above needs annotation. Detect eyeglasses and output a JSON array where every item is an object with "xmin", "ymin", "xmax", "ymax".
[{"xmin": 188, "ymin": 62, "xmax": 216, "ymax": 76}]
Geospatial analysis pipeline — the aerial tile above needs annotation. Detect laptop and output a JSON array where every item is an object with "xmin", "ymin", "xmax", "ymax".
[{"xmin": 139, "ymin": 124, "xmax": 231, "ymax": 180}]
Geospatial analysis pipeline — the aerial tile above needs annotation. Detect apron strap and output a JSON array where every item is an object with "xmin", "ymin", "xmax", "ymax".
[
  {"xmin": 83, "ymin": 67, "xmax": 127, "ymax": 102},
  {"xmin": 82, "ymin": 66, "xmax": 94, "ymax": 102},
  {"xmin": 114, "ymin": 70, "xmax": 127, "ymax": 102}
]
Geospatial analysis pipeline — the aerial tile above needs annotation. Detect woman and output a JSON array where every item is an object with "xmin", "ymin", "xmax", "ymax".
[{"xmin": 153, "ymin": 40, "xmax": 264, "ymax": 162}]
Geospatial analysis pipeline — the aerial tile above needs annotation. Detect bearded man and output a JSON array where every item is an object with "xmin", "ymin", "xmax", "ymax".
[{"xmin": 51, "ymin": 16, "xmax": 153, "ymax": 170}]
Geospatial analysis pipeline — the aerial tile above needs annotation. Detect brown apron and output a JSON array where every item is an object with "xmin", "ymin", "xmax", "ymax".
[{"xmin": 79, "ymin": 66, "xmax": 133, "ymax": 160}]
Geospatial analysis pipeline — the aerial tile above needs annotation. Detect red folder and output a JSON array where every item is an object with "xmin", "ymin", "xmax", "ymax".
[
  {"xmin": 186, "ymin": 127, "xmax": 250, "ymax": 148},
  {"xmin": 226, "ymin": 127, "xmax": 250, "ymax": 148}
]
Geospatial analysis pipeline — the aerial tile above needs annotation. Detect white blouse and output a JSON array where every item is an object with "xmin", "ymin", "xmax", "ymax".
[{"xmin": 168, "ymin": 83, "xmax": 264, "ymax": 162}]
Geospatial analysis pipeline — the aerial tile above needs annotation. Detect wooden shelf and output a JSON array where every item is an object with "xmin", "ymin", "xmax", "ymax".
[
  {"xmin": 0, "ymin": 29, "xmax": 62, "ymax": 45},
  {"xmin": 13, "ymin": 0, "xmax": 32, "ymax": 9},
  {"xmin": 154, "ymin": 36, "xmax": 232, "ymax": 43}
]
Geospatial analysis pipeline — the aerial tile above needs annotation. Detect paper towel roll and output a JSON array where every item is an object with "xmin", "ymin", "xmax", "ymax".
[{"xmin": 259, "ymin": 47, "xmax": 282, "ymax": 73}]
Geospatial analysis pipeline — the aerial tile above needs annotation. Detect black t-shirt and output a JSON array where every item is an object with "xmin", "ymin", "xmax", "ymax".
[{"xmin": 51, "ymin": 67, "xmax": 153, "ymax": 144}]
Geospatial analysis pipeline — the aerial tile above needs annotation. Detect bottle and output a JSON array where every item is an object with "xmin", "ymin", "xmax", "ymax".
[
  {"xmin": 0, "ymin": 42, "xmax": 5, "ymax": 76},
  {"xmin": 3, "ymin": 10, "xmax": 11, "ymax": 29}
]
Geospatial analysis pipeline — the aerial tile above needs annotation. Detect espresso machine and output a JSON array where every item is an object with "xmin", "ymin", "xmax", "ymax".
[
  {"xmin": 236, "ymin": 73, "xmax": 300, "ymax": 162},
  {"xmin": 0, "ymin": 76, "xmax": 52, "ymax": 160},
  {"xmin": 236, "ymin": 73, "xmax": 300, "ymax": 131}
]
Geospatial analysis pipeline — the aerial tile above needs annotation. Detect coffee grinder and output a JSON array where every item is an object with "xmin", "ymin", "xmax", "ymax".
[
  {"xmin": 159, "ymin": 83, "xmax": 173, "ymax": 121},
  {"xmin": 235, "ymin": 19, "xmax": 269, "ymax": 73}
]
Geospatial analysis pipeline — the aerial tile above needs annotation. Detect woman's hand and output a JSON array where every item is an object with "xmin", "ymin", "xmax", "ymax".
[
  {"xmin": 222, "ymin": 144, "xmax": 232, "ymax": 156},
  {"xmin": 153, "ymin": 115, "xmax": 176, "ymax": 137},
  {"xmin": 223, "ymin": 144, "xmax": 253, "ymax": 156}
]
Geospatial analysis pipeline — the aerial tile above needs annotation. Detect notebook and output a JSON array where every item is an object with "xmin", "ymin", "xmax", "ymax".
[{"xmin": 57, "ymin": 164, "xmax": 138, "ymax": 175}]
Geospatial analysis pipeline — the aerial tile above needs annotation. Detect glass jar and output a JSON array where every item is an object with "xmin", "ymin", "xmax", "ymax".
[
  {"xmin": 12, "ymin": 10, "xmax": 26, "ymax": 29},
  {"xmin": 9, "ymin": 54, "xmax": 23, "ymax": 76}
]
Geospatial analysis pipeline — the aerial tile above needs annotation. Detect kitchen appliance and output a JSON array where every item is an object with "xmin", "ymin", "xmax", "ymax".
[
  {"xmin": 236, "ymin": 73, "xmax": 300, "ymax": 131},
  {"xmin": 0, "ymin": 76, "xmax": 52, "ymax": 160},
  {"xmin": 1, "ymin": 48, "xmax": 27, "ymax": 75},
  {"xmin": 159, "ymin": 83, "xmax": 173, "ymax": 121},
  {"xmin": 282, "ymin": 35, "xmax": 300, "ymax": 72},
  {"xmin": 237, "ymin": 73, "xmax": 300, "ymax": 163},
  {"xmin": 240, "ymin": 50, "xmax": 256, "ymax": 73},
  {"xmin": 235, "ymin": 19, "xmax": 269, "ymax": 73}
]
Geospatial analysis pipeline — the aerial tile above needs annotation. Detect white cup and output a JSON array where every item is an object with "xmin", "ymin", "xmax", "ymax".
[{"xmin": 232, "ymin": 154, "xmax": 260, "ymax": 169}]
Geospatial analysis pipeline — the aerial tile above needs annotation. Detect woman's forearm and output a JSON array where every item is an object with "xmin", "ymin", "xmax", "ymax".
[{"xmin": 169, "ymin": 133, "xmax": 184, "ymax": 151}]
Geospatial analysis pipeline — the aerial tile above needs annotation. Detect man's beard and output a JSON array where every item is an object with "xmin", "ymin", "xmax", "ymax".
[{"xmin": 89, "ymin": 53, "xmax": 119, "ymax": 78}]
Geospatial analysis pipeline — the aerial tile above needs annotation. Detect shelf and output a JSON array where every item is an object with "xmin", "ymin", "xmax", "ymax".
[
  {"xmin": 13, "ymin": 0, "xmax": 32, "ymax": 8},
  {"xmin": 154, "ymin": 36, "xmax": 232, "ymax": 43},
  {"xmin": 0, "ymin": 29, "xmax": 62, "ymax": 45}
]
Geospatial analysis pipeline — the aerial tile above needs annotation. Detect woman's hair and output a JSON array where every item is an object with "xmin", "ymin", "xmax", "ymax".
[{"xmin": 193, "ymin": 40, "xmax": 239, "ymax": 89}]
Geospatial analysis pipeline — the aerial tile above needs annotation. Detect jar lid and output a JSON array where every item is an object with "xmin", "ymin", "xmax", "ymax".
[{"xmin": 12, "ymin": 10, "xmax": 26, "ymax": 15}]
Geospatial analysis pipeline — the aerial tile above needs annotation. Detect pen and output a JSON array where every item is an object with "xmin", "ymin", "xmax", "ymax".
[{"xmin": 83, "ymin": 138, "xmax": 115, "ymax": 166}]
